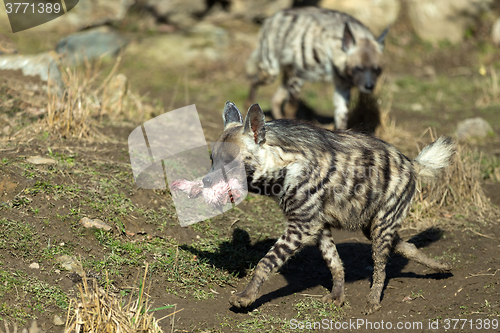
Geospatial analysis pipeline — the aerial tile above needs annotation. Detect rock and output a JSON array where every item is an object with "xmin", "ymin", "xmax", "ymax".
[
  {"xmin": 0, "ymin": 52, "xmax": 64, "ymax": 92},
  {"xmin": 29, "ymin": 262, "xmax": 40, "ymax": 269},
  {"xmin": 321, "ymin": 0, "xmax": 400, "ymax": 35},
  {"xmin": 455, "ymin": 117, "xmax": 494, "ymax": 142},
  {"xmin": 56, "ymin": 27, "xmax": 129, "ymax": 66},
  {"xmin": 228, "ymin": 0, "xmax": 292, "ymax": 23},
  {"xmin": 0, "ymin": 33, "xmax": 17, "ymax": 54},
  {"xmin": 422, "ymin": 65, "xmax": 436, "ymax": 79},
  {"xmin": 127, "ymin": 23, "xmax": 228, "ymax": 65},
  {"xmin": 410, "ymin": 103, "xmax": 424, "ymax": 112},
  {"xmin": 56, "ymin": 255, "xmax": 84, "ymax": 275},
  {"xmin": 26, "ymin": 156, "xmax": 56, "ymax": 165},
  {"xmin": 28, "ymin": 0, "xmax": 135, "ymax": 33},
  {"xmin": 53, "ymin": 315, "xmax": 64, "ymax": 326},
  {"xmin": 492, "ymin": 17, "xmax": 500, "ymax": 45},
  {"xmin": 79, "ymin": 217, "xmax": 112, "ymax": 231},
  {"xmin": 140, "ymin": 0, "xmax": 206, "ymax": 28},
  {"xmin": 407, "ymin": 0, "xmax": 493, "ymax": 44},
  {"xmin": 141, "ymin": 0, "xmax": 292, "ymax": 26}
]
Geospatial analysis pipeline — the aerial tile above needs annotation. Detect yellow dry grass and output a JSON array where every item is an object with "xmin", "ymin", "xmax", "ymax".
[
  {"xmin": 16, "ymin": 55, "xmax": 161, "ymax": 141},
  {"xmin": 376, "ymin": 99, "xmax": 499, "ymax": 229},
  {"xmin": 64, "ymin": 264, "xmax": 179, "ymax": 333}
]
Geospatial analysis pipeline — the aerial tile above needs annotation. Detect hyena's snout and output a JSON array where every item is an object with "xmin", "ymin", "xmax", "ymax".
[
  {"xmin": 202, "ymin": 175, "xmax": 214, "ymax": 188},
  {"xmin": 355, "ymin": 69, "xmax": 380, "ymax": 94}
]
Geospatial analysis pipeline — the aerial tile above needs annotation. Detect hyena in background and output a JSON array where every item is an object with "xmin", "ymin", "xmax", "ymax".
[
  {"xmin": 246, "ymin": 7, "xmax": 389, "ymax": 129},
  {"xmin": 206, "ymin": 101, "xmax": 454, "ymax": 314}
]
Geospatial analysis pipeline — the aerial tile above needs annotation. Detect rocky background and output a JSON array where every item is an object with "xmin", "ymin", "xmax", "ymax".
[
  {"xmin": 2, "ymin": 0, "xmax": 500, "ymax": 93},
  {"xmin": 2, "ymin": 0, "xmax": 500, "ymax": 42}
]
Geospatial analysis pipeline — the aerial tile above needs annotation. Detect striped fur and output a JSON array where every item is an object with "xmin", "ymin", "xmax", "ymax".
[
  {"xmin": 246, "ymin": 6, "xmax": 388, "ymax": 129},
  {"xmin": 206, "ymin": 101, "xmax": 454, "ymax": 314}
]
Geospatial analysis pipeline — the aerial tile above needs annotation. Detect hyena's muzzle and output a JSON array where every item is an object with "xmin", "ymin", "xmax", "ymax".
[
  {"xmin": 351, "ymin": 67, "xmax": 382, "ymax": 94},
  {"xmin": 171, "ymin": 140, "xmax": 247, "ymax": 208}
]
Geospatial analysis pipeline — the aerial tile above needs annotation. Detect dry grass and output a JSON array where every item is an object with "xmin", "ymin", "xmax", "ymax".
[
  {"xmin": 17, "ymin": 55, "xmax": 161, "ymax": 141},
  {"xmin": 475, "ymin": 65, "xmax": 500, "ymax": 107},
  {"xmin": 0, "ymin": 320, "xmax": 44, "ymax": 333},
  {"xmin": 375, "ymin": 90, "xmax": 498, "ymax": 229},
  {"xmin": 407, "ymin": 131, "xmax": 498, "ymax": 229},
  {"xmin": 65, "ymin": 264, "xmax": 179, "ymax": 333}
]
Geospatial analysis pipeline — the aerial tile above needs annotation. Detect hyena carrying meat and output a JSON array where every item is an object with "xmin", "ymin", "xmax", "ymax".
[
  {"xmin": 203, "ymin": 101, "xmax": 454, "ymax": 314},
  {"xmin": 246, "ymin": 7, "xmax": 389, "ymax": 129}
]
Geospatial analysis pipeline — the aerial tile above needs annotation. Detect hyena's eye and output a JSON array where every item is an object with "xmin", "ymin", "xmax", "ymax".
[{"xmin": 373, "ymin": 67, "xmax": 382, "ymax": 75}]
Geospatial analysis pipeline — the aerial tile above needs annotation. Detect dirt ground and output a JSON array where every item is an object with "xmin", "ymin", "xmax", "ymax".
[{"xmin": 1, "ymin": 9, "xmax": 500, "ymax": 333}]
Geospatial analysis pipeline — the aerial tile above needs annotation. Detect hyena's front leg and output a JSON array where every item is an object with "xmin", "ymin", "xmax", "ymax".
[
  {"xmin": 230, "ymin": 221, "xmax": 321, "ymax": 308},
  {"xmin": 317, "ymin": 225, "xmax": 345, "ymax": 307},
  {"xmin": 332, "ymin": 79, "xmax": 351, "ymax": 130}
]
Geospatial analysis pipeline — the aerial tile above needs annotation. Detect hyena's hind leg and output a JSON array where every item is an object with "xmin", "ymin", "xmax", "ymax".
[
  {"xmin": 317, "ymin": 225, "xmax": 345, "ymax": 307},
  {"xmin": 245, "ymin": 58, "xmax": 279, "ymax": 111},
  {"xmin": 363, "ymin": 218, "xmax": 398, "ymax": 315},
  {"xmin": 229, "ymin": 220, "xmax": 322, "ymax": 308},
  {"xmin": 271, "ymin": 67, "xmax": 304, "ymax": 119},
  {"xmin": 392, "ymin": 234, "xmax": 451, "ymax": 273}
]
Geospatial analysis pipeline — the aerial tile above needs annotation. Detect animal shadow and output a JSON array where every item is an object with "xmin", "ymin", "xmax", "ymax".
[
  {"xmin": 262, "ymin": 93, "xmax": 381, "ymax": 134},
  {"xmin": 181, "ymin": 227, "xmax": 452, "ymax": 312}
]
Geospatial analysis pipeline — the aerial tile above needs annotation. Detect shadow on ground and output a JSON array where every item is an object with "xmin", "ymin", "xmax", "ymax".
[
  {"xmin": 181, "ymin": 226, "xmax": 452, "ymax": 312},
  {"xmin": 262, "ymin": 93, "xmax": 381, "ymax": 134}
]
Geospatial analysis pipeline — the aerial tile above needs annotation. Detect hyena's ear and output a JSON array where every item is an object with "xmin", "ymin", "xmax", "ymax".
[
  {"xmin": 244, "ymin": 103, "xmax": 266, "ymax": 145},
  {"xmin": 342, "ymin": 22, "xmax": 356, "ymax": 53},
  {"xmin": 377, "ymin": 26, "xmax": 390, "ymax": 48},
  {"xmin": 223, "ymin": 101, "xmax": 243, "ymax": 129}
]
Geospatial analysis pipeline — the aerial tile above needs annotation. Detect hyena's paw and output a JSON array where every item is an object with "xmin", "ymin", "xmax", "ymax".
[
  {"xmin": 229, "ymin": 290, "xmax": 257, "ymax": 308},
  {"xmin": 321, "ymin": 280, "xmax": 345, "ymax": 307},
  {"xmin": 363, "ymin": 301, "xmax": 382, "ymax": 315},
  {"xmin": 434, "ymin": 261, "xmax": 452, "ymax": 273},
  {"xmin": 321, "ymin": 293, "xmax": 345, "ymax": 307}
]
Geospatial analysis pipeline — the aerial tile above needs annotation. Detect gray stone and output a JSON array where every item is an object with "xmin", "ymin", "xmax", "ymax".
[
  {"xmin": 456, "ymin": 117, "xmax": 495, "ymax": 142},
  {"xmin": 56, "ymin": 255, "xmax": 84, "ymax": 275},
  {"xmin": 492, "ymin": 17, "xmax": 500, "ymax": 45},
  {"xmin": 79, "ymin": 217, "xmax": 112, "ymax": 231},
  {"xmin": 56, "ymin": 27, "xmax": 129, "ymax": 66},
  {"xmin": 26, "ymin": 156, "xmax": 56, "ymax": 165},
  {"xmin": 0, "ymin": 52, "xmax": 64, "ymax": 92},
  {"xmin": 127, "ymin": 23, "xmax": 228, "ymax": 65},
  {"xmin": 53, "ymin": 315, "xmax": 64, "ymax": 326},
  {"xmin": 321, "ymin": 0, "xmax": 399, "ymax": 35},
  {"xmin": 29, "ymin": 262, "xmax": 40, "ymax": 269},
  {"xmin": 407, "ymin": 0, "xmax": 493, "ymax": 44},
  {"xmin": 228, "ymin": 0, "xmax": 292, "ymax": 22},
  {"xmin": 142, "ymin": 0, "xmax": 206, "ymax": 28},
  {"xmin": 26, "ymin": 0, "xmax": 135, "ymax": 33}
]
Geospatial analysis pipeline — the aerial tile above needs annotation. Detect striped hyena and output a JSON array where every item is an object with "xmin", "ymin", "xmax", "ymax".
[
  {"xmin": 246, "ymin": 7, "xmax": 389, "ymax": 129},
  {"xmin": 203, "ymin": 101, "xmax": 454, "ymax": 314}
]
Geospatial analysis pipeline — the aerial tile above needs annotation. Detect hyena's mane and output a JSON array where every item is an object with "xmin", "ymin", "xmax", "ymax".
[{"xmin": 264, "ymin": 119, "xmax": 388, "ymax": 156}]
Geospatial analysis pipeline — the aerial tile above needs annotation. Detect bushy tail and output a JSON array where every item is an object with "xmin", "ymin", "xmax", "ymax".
[{"xmin": 413, "ymin": 136, "xmax": 456, "ymax": 180}]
